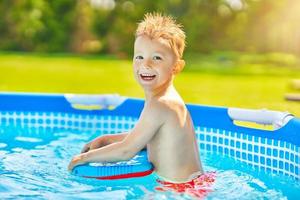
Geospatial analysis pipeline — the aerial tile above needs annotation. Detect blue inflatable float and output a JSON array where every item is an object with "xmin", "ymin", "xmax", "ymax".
[{"xmin": 72, "ymin": 150, "xmax": 154, "ymax": 180}]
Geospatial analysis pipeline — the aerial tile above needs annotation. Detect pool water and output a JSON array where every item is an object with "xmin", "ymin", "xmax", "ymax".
[{"xmin": 0, "ymin": 126, "xmax": 299, "ymax": 200}]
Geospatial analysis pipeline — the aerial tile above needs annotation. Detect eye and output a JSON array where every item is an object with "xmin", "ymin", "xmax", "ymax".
[
  {"xmin": 135, "ymin": 55, "xmax": 143, "ymax": 60},
  {"xmin": 153, "ymin": 56, "xmax": 162, "ymax": 60}
]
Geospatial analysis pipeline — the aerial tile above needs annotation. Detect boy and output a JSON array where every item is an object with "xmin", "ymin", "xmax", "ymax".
[{"xmin": 68, "ymin": 13, "xmax": 204, "ymax": 183}]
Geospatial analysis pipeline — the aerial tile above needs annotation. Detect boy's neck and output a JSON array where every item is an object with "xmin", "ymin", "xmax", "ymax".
[{"xmin": 143, "ymin": 78, "xmax": 175, "ymax": 101}]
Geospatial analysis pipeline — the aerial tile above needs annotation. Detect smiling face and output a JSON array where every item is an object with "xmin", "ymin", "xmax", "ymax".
[{"xmin": 133, "ymin": 35, "xmax": 178, "ymax": 92}]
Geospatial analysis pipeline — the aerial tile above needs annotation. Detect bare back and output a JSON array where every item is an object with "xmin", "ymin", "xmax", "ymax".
[{"xmin": 146, "ymin": 93, "xmax": 203, "ymax": 182}]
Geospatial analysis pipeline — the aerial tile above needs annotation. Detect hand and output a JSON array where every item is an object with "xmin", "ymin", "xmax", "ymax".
[
  {"xmin": 81, "ymin": 136, "xmax": 108, "ymax": 153},
  {"xmin": 68, "ymin": 154, "xmax": 85, "ymax": 172}
]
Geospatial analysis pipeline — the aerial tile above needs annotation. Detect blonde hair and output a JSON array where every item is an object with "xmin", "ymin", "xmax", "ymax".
[{"xmin": 135, "ymin": 13, "xmax": 186, "ymax": 59}]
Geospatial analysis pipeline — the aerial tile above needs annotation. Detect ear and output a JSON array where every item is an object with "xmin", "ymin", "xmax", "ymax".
[{"xmin": 172, "ymin": 59, "xmax": 185, "ymax": 74}]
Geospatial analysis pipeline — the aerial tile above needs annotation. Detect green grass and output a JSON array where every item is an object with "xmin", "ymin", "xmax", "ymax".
[{"xmin": 0, "ymin": 51, "xmax": 300, "ymax": 117}]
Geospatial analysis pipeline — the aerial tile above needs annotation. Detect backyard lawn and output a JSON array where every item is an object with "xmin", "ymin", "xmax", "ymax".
[{"xmin": 0, "ymin": 52, "xmax": 300, "ymax": 117}]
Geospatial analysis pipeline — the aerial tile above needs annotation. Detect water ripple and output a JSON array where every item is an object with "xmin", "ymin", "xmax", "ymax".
[{"xmin": 1, "ymin": 129, "xmax": 299, "ymax": 199}]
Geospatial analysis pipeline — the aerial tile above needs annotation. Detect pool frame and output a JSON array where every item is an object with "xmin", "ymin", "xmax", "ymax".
[{"xmin": 0, "ymin": 92, "xmax": 299, "ymax": 180}]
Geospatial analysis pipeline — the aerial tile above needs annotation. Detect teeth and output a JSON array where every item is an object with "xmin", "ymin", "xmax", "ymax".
[{"xmin": 141, "ymin": 73, "xmax": 154, "ymax": 77}]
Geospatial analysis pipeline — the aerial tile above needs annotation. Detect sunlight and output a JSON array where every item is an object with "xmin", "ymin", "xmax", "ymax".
[{"xmin": 90, "ymin": 0, "xmax": 115, "ymax": 10}]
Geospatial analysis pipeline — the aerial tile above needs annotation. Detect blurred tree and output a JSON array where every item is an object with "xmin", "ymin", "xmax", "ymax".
[
  {"xmin": 70, "ymin": 0, "xmax": 100, "ymax": 54},
  {"xmin": 0, "ymin": 0, "xmax": 299, "ymax": 56},
  {"xmin": 43, "ymin": 0, "xmax": 76, "ymax": 52},
  {"xmin": 0, "ymin": 0, "xmax": 76, "ymax": 52}
]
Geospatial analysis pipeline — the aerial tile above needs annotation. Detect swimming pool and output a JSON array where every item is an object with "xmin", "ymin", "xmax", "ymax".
[{"xmin": 0, "ymin": 92, "xmax": 299, "ymax": 199}]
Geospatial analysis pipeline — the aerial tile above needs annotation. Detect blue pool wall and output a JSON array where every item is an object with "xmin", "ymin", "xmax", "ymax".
[{"xmin": 0, "ymin": 93, "xmax": 299, "ymax": 179}]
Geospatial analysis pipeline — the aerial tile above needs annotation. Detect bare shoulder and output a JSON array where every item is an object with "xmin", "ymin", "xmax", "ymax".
[
  {"xmin": 142, "ymin": 98, "xmax": 180, "ymax": 117},
  {"xmin": 144, "ymin": 99, "xmax": 170, "ymax": 114},
  {"xmin": 158, "ymin": 97, "xmax": 186, "ymax": 113},
  {"xmin": 142, "ymin": 97, "xmax": 188, "ymax": 125},
  {"xmin": 153, "ymin": 97, "xmax": 189, "ymax": 129}
]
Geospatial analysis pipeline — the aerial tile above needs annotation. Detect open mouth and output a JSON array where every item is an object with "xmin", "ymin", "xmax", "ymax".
[{"xmin": 139, "ymin": 73, "xmax": 156, "ymax": 81}]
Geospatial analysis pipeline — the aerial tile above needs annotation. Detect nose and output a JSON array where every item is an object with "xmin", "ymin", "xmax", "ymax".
[
  {"xmin": 144, "ymin": 65, "xmax": 151, "ymax": 70},
  {"xmin": 143, "ymin": 59, "xmax": 153, "ymax": 69}
]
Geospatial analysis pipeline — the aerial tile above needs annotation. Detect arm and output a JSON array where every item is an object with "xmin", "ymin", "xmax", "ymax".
[
  {"xmin": 68, "ymin": 103, "xmax": 165, "ymax": 171},
  {"xmin": 81, "ymin": 132, "xmax": 129, "ymax": 153}
]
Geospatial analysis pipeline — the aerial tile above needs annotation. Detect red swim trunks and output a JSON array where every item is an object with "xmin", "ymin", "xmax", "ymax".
[{"xmin": 155, "ymin": 172, "xmax": 216, "ymax": 199}]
